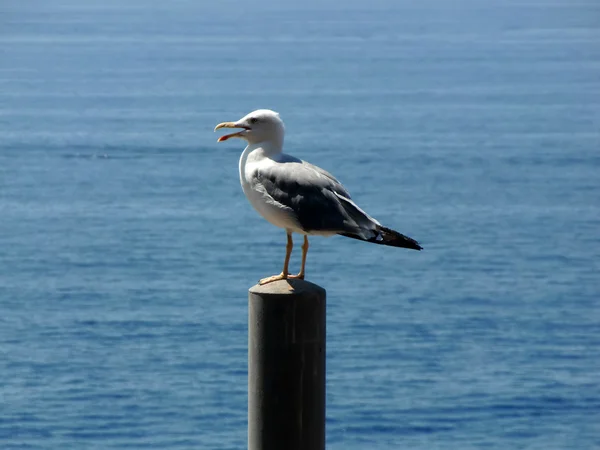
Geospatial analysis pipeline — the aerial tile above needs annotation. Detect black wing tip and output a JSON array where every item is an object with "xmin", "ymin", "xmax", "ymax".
[
  {"xmin": 379, "ymin": 226, "xmax": 423, "ymax": 251},
  {"xmin": 409, "ymin": 238, "xmax": 423, "ymax": 251},
  {"xmin": 396, "ymin": 239, "xmax": 423, "ymax": 251},
  {"xmin": 339, "ymin": 226, "xmax": 423, "ymax": 251}
]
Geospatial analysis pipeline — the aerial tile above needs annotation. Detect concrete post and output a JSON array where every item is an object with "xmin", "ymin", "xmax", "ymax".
[{"xmin": 248, "ymin": 279, "xmax": 326, "ymax": 450}]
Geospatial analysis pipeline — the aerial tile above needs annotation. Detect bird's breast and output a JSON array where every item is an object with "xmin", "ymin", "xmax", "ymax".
[{"xmin": 241, "ymin": 166, "xmax": 301, "ymax": 232}]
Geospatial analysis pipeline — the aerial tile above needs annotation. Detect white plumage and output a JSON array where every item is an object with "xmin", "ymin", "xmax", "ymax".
[{"xmin": 215, "ymin": 109, "xmax": 422, "ymax": 285}]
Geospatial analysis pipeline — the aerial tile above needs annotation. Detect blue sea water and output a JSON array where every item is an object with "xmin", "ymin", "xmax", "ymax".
[{"xmin": 1, "ymin": 0, "xmax": 599, "ymax": 448}]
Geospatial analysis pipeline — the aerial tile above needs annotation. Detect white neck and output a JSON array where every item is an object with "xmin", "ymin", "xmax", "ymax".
[
  {"xmin": 239, "ymin": 139, "xmax": 283, "ymax": 187},
  {"xmin": 243, "ymin": 138, "xmax": 283, "ymax": 161}
]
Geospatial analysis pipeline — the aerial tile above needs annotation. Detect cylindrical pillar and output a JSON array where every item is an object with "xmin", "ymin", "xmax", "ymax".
[{"xmin": 248, "ymin": 279, "xmax": 326, "ymax": 450}]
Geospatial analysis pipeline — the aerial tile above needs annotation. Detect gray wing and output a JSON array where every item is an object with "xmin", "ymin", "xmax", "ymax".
[{"xmin": 252, "ymin": 159, "xmax": 380, "ymax": 237}]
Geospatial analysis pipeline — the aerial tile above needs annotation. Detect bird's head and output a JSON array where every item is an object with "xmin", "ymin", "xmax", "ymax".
[{"xmin": 214, "ymin": 109, "xmax": 285, "ymax": 146}]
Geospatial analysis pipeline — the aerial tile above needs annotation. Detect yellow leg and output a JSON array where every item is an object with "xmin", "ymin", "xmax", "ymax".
[
  {"xmin": 289, "ymin": 235, "xmax": 309, "ymax": 280},
  {"xmin": 259, "ymin": 232, "xmax": 294, "ymax": 285}
]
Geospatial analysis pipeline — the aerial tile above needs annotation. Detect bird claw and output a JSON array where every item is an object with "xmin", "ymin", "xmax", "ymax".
[
  {"xmin": 288, "ymin": 273, "xmax": 305, "ymax": 280},
  {"xmin": 258, "ymin": 272, "xmax": 288, "ymax": 285}
]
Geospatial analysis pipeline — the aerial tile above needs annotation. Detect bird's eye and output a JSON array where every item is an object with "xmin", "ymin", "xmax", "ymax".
[{"xmin": 249, "ymin": 117, "xmax": 258, "ymax": 124}]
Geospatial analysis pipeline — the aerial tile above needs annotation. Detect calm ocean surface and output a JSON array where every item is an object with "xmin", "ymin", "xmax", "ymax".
[{"xmin": 1, "ymin": 0, "xmax": 599, "ymax": 448}]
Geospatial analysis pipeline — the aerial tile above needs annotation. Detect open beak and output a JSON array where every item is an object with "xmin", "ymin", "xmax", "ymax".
[{"xmin": 214, "ymin": 122, "xmax": 250, "ymax": 142}]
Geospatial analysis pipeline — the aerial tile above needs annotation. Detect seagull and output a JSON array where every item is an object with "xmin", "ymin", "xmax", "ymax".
[{"xmin": 215, "ymin": 109, "xmax": 422, "ymax": 285}]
